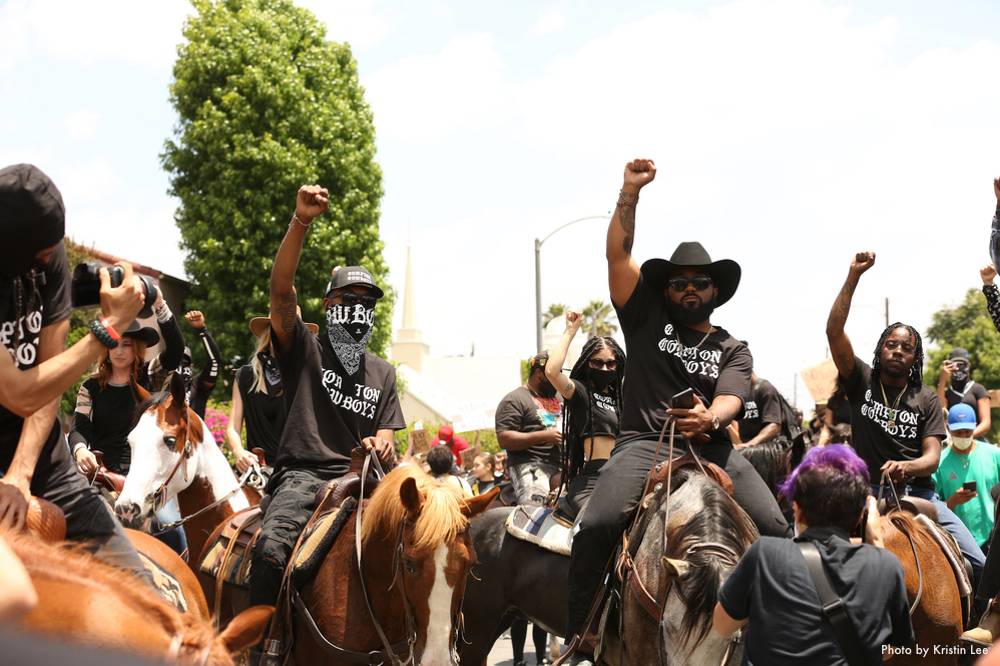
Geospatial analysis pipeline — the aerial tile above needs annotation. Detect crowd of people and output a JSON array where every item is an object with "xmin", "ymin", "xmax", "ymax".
[{"xmin": 4, "ymin": 158, "xmax": 1000, "ymax": 666}]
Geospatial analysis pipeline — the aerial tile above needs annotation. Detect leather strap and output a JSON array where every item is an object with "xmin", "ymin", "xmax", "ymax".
[
  {"xmin": 292, "ymin": 590, "xmax": 411, "ymax": 665},
  {"xmin": 797, "ymin": 541, "xmax": 868, "ymax": 666}
]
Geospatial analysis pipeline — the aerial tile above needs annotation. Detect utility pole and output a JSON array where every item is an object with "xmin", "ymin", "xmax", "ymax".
[{"xmin": 884, "ymin": 297, "xmax": 889, "ymax": 327}]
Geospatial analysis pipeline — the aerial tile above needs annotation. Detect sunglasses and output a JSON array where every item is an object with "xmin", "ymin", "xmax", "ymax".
[
  {"xmin": 588, "ymin": 359, "xmax": 618, "ymax": 370},
  {"xmin": 336, "ymin": 292, "xmax": 378, "ymax": 308},
  {"xmin": 667, "ymin": 276, "xmax": 714, "ymax": 292}
]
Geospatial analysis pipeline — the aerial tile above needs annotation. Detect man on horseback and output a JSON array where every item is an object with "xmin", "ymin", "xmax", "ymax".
[
  {"xmin": 0, "ymin": 163, "xmax": 152, "ymax": 583},
  {"xmin": 564, "ymin": 158, "xmax": 789, "ymax": 662},
  {"xmin": 825, "ymin": 251, "xmax": 985, "ymax": 589},
  {"xmin": 250, "ymin": 185, "xmax": 403, "ymax": 662}
]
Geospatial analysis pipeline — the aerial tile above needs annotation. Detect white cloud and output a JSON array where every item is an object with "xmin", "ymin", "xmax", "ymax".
[
  {"xmin": 376, "ymin": 0, "xmax": 1000, "ymax": 409},
  {"xmin": 366, "ymin": 34, "xmax": 510, "ymax": 143},
  {"xmin": 299, "ymin": 0, "xmax": 393, "ymax": 52},
  {"xmin": 63, "ymin": 109, "xmax": 100, "ymax": 141},
  {"xmin": 0, "ymin": 0, "xmax": 192, "ymax": 71},
  {"xmin": 531, "ymin": 6, "xmax": 568, "ymax": 36}
]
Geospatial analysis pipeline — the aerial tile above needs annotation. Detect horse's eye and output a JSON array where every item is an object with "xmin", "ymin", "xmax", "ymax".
[
  {"xmin": 403, "ymin": 558, "xmax": 418, "ymax": 574},
  {"xmin": 163, "ymin": 436, "xmax": 177, "ymax": 448}
]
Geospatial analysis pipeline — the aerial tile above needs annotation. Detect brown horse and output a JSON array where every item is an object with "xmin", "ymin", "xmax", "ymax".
[
  {"xmin": 8, "ymin": 531, "xmax": 272, "ymax": 664},
  {"xmin": 115, "ymin": 374, "xmax": 258, "ymax": 569},
  {"xmin": 289, "ymin": 463, "xmax": 498, "ymax": 665},
  {"xmin": 877, "ymin": 512, "xmax": 964, "ymax": 666}
]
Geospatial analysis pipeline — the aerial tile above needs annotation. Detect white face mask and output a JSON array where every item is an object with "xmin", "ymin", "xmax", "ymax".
[{"xmin": 951, "ymin": 436, "xmax": 974, "ymax": 451}]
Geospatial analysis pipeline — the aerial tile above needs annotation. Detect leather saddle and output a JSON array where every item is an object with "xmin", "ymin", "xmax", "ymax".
[
  {"xmin": 876, "ymin": 495, "xmax": 939, "ymax": 524},
  {"xmin": 643, "ymin": 453, "xmax": 734, "ymax": 498},
  {"xmin": 27, "ymin": 497, "xmax": 66, "ymax": 543}
]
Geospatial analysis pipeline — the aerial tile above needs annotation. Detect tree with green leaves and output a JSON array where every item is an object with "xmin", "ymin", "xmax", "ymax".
[
  {"xmin": 542, "ymin": 303, "xmax": 566, "ymax": 328},
  {"xmin": 162, "ymin": 0, "xmax": 391, "ymax": 362},
  {"xmin": 925, "ymin": 287, "xmax": 1000, "ymax": 440},
  {"xmin": 581, "ymin": 299, "xmax": 618, "ymax": 337}
]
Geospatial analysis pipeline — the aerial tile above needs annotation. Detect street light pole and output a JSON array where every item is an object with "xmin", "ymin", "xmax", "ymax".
[{"xmin": 534, "ymin": 214, "xmax": 610, "ymax": 352}]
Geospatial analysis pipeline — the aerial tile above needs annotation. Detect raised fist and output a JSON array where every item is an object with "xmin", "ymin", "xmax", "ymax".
[
  {"xmin": 623, "ymin": 158, "xmax": 656, "ymax": 192},
  {"xmin": 295, "ymin": 185, "xmax": 329, "ymax": 224},
  {"xmin": 850, "ymin": 251, "xmax": 876, "ymax": 276},
  {"xmin": 565, "ymin": 311, "xmax": 582, "ymax": 331},
  {"xmin": 185, "ymin": 310, "xmax": 206, "ymax": 330},
  {"xmin": 982, "ymin": 264, "xmax": 997, "ymax": 286}
]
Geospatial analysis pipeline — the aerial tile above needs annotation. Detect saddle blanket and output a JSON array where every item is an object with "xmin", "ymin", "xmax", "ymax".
[
  {"xmin": 139, "ymin": 551, "xmax": 188, "ymax": 613},
  {"xmin": 505, "ymin": 505, "xmax": 575, "ymax": 556}
]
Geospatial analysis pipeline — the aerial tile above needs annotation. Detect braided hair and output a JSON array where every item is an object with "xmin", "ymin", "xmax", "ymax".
[
  {"xmin": 871, "ymin": 322, "xmax": 924, "ymax": 387},
  {"xmin": 560, "ymin": 336, "xmax": 626, "ymax": 483}
]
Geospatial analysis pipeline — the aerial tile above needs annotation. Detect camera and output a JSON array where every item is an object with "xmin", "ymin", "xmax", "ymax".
[{"xmin": 71, "ymin": 261, "xmax": 156, "ymax": 317}]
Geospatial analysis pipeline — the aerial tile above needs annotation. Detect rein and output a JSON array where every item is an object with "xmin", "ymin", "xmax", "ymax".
[
  {"xmin": 152, "ymin": 464, "xmax": 262, "ymax": 535},
  {"xmin": 877, "ymin": 473, "xmax": 924, "ymax": 617}
]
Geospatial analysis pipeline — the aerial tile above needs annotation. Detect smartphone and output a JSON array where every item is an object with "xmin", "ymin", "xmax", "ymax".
[
  {"xmin": 963, "ymin": 481, "xmax": 978, "ymax": 492},
  {"xmin": 671, "ymin": 388, "xmax": 696, "ymax": 410}
]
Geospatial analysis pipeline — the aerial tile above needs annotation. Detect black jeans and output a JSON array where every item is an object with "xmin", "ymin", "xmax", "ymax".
[
  {"xmin": 29, "ymin": 426, "xmax": 153, "ymax": 586},
  {"xmin": 566, "ymin": 435, "xmax": 790, "ymax": 635},
  {"xmin": 249, "ymin": 468, "xmax": 327, "ymax": 607}
]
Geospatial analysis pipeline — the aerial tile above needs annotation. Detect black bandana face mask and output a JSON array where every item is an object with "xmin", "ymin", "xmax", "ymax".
[
  {"xmin": 326, "ymin": 303, "xmax": 375, "ymax": 375},
  {"xmin": 951, "ymin": 363, "xmax": 970, "ymax": 385},
  {"xmin": 589, "ymin": 368, "xmax": 617, "ymax": 389},
  {"xmin": 256, "ymin": 350, "xmax": 282, "ymax": 393}
]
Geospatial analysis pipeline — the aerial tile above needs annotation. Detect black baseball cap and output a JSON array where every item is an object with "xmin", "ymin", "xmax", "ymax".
[
  {"xmin": 325, "ymin": 265, "xmax": 384, "ymax": 299},
  {"xmin": 0, "ymin": 164, "xmax": 65, "ymax": 279},
  {"xmin": 529, "ymin": 351, "xmax": 549, "ymax": 371}
]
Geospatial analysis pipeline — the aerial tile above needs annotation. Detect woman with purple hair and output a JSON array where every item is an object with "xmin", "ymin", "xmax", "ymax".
[{"xmin": 713, "ymin": 445, "xmax": 914, "ymax": 665}]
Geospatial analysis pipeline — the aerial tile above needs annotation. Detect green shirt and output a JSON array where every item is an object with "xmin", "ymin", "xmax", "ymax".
[{"xmin": 934, "ymin": 441, "xmax": 1000, "ymax": 546}]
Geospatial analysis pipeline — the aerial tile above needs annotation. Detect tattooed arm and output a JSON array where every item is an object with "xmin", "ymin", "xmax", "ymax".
[
  {"xmin": 826, "ymin": 251, "xmax": 875, "ymax": 381},
  {"xmin": 981, "ymin": 264, "xmax": 1000, "ymax": 333},
  {"xmin": 269, "ymin": 185, "xmax": 329, "ymax": 351},
  {"xmin": 607, "ymin": 159, "xmax": 656, "ymax": 308}
]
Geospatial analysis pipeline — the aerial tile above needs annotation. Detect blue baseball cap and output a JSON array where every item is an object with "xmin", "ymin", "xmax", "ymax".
[{"xmin": 947, "ymin": 403, "xmax": 977, "ymax": 431}]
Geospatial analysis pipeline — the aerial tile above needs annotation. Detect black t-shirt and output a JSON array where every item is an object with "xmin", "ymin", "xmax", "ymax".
[
  {"xmin": 844, "ymin": 359, "xmax": 946, "ymax": 489},
  {"xmin": 69, "ymin": 378, "xmax": 139, "ymax": 474},
  {"xmin": 0, "ymin": 245, "xmax": 72, "ymax": 470},
  {"xmin": 495, "ymin": 386, "xmax": 562, "ymax": 468},
  {"xmin": 614, "ymin": 274, "xmax": 753, "ymax": 443},
  {"xmin": 737, "ymin": 378, "xmax": 784, "ymax": 442},
  {"xmin": 719, "ymin": 527, "xmax": 913, "ymax": 665},
  {"xmin": 236, "ymin": 364, "xmax": 285, "ymax": 465},
  {"xmin": 272, "ymin": 319, "xmax": 405, "ymax": 481},
  {"xmin": 569, "ymin": 379, "xmax": 619, "ymax": 439},
  {"xmin": 944, "ymin": 380, "xmax": 989, "ymax": 415}
]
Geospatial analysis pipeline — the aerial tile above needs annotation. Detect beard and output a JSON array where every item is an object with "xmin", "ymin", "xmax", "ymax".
[{"xmin": 666, "ymin": 295, "xmax": 717, "ymax": 326}]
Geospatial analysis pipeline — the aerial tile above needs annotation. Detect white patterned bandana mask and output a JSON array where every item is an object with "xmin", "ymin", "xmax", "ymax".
[{"xmin": 326, "ymin": 303, "xmax": 375, "ymax": 375}]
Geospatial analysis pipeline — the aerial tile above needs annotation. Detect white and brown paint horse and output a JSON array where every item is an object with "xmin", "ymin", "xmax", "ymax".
[{"xmin": 115, "ymin": 373, "xmax": 257, "ymax": 567}]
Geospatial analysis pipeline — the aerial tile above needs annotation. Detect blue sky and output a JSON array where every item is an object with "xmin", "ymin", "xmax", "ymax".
[{"xmin": 4, "ymin": 0, "xmax": 1000, "ymax": 408}]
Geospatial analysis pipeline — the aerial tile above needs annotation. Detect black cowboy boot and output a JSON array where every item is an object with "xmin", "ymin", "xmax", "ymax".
[{"xmin": 961, "ymin": 595, "xmax": 1000, "ymax": 647}]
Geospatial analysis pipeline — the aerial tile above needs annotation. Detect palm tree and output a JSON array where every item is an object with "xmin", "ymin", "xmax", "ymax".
[
  {"xmin": 582, "ymin": 299, "xmax": 618, "ymax": 337},
  {"xmin": 542, "ymin": 303, "xmax": 567, "ymax": 328}
]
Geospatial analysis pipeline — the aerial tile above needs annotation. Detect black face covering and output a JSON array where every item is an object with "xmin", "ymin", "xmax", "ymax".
[
  {"xmin": 257, "ymin": 350, "xmax": 283, "ymax": 394},
  {"xmin": 326, "ymin": 303, "xmax": 376, "ymax": 376},
  {"xmin": 589, "ymin": 368, "xmax": 617, "ymax": 389},
  {"xmin": 0, "ymin": 164, "xmax": 65, "ymax": 281},
  {"xmin": 666, "ymin": 295, "xmax": 717, "ymax": 327},
  {"xmin": 536, "ymin": 379, "xmax": 558, "ymax": 399},
  {"xmin": 951, "ymin": 362, "xmax": 970, "ymax": 386}
]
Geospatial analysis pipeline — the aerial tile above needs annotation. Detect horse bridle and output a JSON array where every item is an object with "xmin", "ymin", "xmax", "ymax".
[{"xmin": 165, "ymin": 631, "xmax": 212, "ymax": 666}]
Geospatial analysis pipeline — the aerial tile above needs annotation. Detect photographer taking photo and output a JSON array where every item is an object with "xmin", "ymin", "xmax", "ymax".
[{"xmin": 0, "ymin": 163, "xmax": 152, "ymax": 584}]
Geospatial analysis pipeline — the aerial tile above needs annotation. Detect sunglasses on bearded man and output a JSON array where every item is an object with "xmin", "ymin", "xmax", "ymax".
[{"xmin": 667, "ymin": 276, "xmax": 714, "ymax": 292}]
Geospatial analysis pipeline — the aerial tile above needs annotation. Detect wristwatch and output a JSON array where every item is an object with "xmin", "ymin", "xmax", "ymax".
[{"xmin": 709, "ymin": 411, "xmax": 721, "ymax": 432}]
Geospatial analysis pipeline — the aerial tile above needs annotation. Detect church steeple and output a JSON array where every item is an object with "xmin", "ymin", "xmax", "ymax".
[{"xmin": 391, "ymin": 246, "xmax": 429, "ymax": 371}]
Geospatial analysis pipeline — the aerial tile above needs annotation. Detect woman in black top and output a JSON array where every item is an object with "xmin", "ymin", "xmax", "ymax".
[
  {"xmin": 226, "ymin": 315, "xmax": 317, "ymax": 473},
  {"xmin": 469, "ymin": 453, "xmax": 498, "ymax": 495},
  {"xmin": 545, "ymin": 312, "xmax": 625, "ymax": 520}
]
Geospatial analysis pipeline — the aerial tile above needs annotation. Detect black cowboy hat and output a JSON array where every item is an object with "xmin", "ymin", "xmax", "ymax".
[
  {"xmin": 121, "ymin": 321, "xmax": 160, "ymax": 347},
  {"xmin": 640, "ymin": 241, "xmax": 742, "ymax": 306}
]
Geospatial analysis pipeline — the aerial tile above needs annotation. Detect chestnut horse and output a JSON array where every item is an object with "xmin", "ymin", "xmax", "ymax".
[
  {"xmin": 8, "ymin": 531, "xmax": 272, "ymax": 664},
  {"xmin": 876, "ymin": 512, "xmax": 964, "ymax": 666},
  {"xmin": 115, "ymin": 373, "xmax": 257, "ymax": 569}
]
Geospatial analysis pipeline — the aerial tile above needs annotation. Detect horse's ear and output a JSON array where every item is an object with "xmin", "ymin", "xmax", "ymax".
[
  {"xmin": 169, "ymin": 371, "xmax": 186, "ymax": 406},
  {"xmin": 661, "ymin": 557, "xmax": 691, "ymax": 579},
  {"xmin": 400, "ymin": 477, "xmax": 423, "ymax": 517},
  {"xmin": 218, "ymin": 605, "xmax": 274, "ymax": 654},
  {"xmin": 461, "ymin": 486, "xmax": 499, "ymax": 518}
]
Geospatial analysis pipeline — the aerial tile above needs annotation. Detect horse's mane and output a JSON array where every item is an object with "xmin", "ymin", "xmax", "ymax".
[
  {"xmin": 738, "ymin": 438, "xmax": 791, "ymax": 496},
  {"xmin": 361, "ymin": 464, "xmax": 468, "ymax": 553},
  {"xmin": 664, "ymin": 467, "xmax": 759, "ymax": 646}
]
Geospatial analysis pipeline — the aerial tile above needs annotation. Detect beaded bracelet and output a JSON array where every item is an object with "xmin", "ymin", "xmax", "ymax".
[
  {"xmin": 89, "ymin": 319, "xmax": 119, "ymax": 349},
  {"xmin": 99, "ymin": 317, "xmax": 121, "ymax": 342}
]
